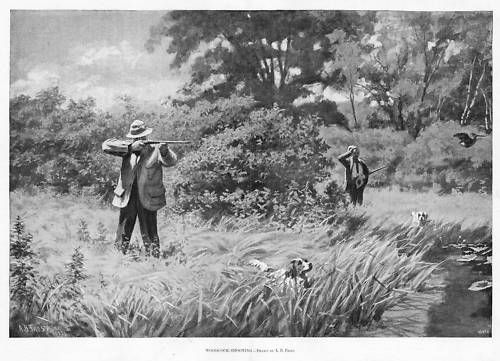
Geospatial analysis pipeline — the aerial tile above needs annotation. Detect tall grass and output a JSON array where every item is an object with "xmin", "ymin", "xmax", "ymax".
[
  {"xmin": 9, "ymin": 189, "xmax": 491, "ymax": 337},
  {"xmin": 16, "ymin": 229, "xmax": 439, "ymax": 337}
]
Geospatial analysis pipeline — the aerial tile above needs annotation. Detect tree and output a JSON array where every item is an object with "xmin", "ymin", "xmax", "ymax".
[
  {"xmin": 146, "ymin": 10, "xmax": 373, "ymax": 108},
  {"xmin": 359, "ymin": 11, "xmax": 492, "ymax": 136},
  {"xmin": 454, "ymin": 13, "xmax": 492, "ymax": 129},
  {"xmin": 325, "ymin": 30, "xmax": 363, "ymax": 127}
]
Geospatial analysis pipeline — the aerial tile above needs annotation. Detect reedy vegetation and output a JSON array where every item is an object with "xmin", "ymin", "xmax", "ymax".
[{"xmin": 9, "ymin": 197, "xmax": 491, "ymax": 337}]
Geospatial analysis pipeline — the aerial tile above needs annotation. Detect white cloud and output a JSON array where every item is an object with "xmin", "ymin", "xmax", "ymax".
[
  {"xmin": 11, "ymin": 68, "xmax": 61, "ymax": 95},
  {"xmin": 76, "ymin": 44, "xmax": 122, "ymax": 66},
  {"xmin": 10, "ymin": 40, "xmax": 189, "ymax": 109}
]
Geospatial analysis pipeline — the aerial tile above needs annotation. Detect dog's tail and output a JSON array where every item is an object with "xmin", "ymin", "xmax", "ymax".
[{"xmin": 248, "ymin": 259, "xmax": 271, "ymax": 272}]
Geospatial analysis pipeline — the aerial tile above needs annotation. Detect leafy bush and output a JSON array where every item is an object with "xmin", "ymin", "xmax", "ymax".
[
  {"xmin": 65, "ymin": 247, "xmax": 88, "ymax": 285},
  {"xmin": 10, "ymin": 88, "xmax": 127, "ymax": 199},
  {"xmin": 169, "ymin": 104, "xmax": 346, "ymax": 221},
  {"xmin": 10, "ymin": 216, "xmax": 38, "ymax": 308}
]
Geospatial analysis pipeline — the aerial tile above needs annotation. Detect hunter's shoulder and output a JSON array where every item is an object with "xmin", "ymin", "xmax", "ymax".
[
  {"xmin": 102, "ymin": 138, "xmax": 132, "ymax": 148},
  {"xmin": 102, "ymin": 138, "xmax": 132, "ymax": 155},
  {"xmin": 103, "ymin": 138, "xmax": 131, "ymax": 144}
]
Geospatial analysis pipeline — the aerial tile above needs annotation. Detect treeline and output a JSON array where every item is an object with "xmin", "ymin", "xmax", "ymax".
[
  {"xmin": 10, "ymin": 87, "xmax": 491, "ymax": 222},
  {"xmin": 148, "ymin": 11, "xmax": 492, "ymax": 135}
]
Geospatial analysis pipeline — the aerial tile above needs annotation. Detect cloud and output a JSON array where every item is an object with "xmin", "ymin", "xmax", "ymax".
[
  {"xmin": 11, "ymin": 67, "xmax": 61, "ymax": 96},
  {"xmin": 10, "ymin": 40, "xmax": 189, "ymax": 109}
]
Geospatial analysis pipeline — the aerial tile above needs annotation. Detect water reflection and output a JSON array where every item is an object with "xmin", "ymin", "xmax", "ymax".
[{"xmin": 425, "ymin": 256, "xmax": 491, "ymax": 337}]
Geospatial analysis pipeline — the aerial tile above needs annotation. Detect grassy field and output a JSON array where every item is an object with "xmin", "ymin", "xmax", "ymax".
[
  {"xmin": 362, "ymin": 188, "xmax": 491, "ymax": 227},
  {"xmin": 9, "ymin": 187, "xmax": 492, "ymax": 337}
]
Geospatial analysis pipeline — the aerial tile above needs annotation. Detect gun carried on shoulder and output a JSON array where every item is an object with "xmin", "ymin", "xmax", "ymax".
[{"xmin": 369, "ymin": 165, "xmax": 388, "ymax": 175}]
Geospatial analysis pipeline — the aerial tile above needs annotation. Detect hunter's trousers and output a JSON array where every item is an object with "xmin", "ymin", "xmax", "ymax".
[
  {"xmin": 115, "ymin": 180, "xmax": 160, "ymax": 257},
  {"xmin": 347, "ymin": 185, "xmax": 365, "ymax": 206}
]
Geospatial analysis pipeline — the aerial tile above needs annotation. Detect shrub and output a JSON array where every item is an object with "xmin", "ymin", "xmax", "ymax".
[
  {"xmin": 10, "ymin": 216, "xmax": 38, "ymax": 308},
  {"xmin": 169, "ymin": 104, "xmax": 346, "ymax": 220},
  {"xmin": 65, "ymin": 247, "xmax": 88, "ymax": 285},
  {"xmin": 77, "ymin": 219, "xmax": 91, "ymax": 243},
  {"xmin": 10, "ymin": 88, "xmax": 127, "ymax": 199}
]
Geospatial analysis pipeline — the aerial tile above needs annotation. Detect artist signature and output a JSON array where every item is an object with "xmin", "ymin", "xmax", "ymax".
[{"xmin": 17, "ymin": 323, "xmax": 66, "ymax": 336}]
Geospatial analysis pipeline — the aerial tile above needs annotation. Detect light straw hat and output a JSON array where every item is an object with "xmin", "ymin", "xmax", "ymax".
[{"xmin": 126, "ymin": 119, "xmax": 153, "ymax": 138}]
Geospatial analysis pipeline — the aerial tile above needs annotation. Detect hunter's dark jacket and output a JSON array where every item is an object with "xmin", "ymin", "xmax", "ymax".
[{"xmin": 338, "ymin": 151, "xmax": 369, "ymax": 191}]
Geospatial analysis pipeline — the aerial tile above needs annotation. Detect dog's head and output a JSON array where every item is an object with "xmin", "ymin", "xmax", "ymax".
[
  {"xmin": 285, "ymin": 258, "xmax": 313, "ymax": 279},
  {"xmin": 411, "ymin": 211, "xmax": 429, "ymax": 226}
]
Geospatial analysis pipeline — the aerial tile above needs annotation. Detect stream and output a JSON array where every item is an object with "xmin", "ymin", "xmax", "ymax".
[{"xmin": 352, "ymin": 246, "xmax": 492, "ymax": 337}]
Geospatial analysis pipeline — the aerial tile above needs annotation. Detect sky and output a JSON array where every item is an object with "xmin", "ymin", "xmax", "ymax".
[{"xmin": 10, "ymin": 11, "xmax": 189, "ymax": 109}]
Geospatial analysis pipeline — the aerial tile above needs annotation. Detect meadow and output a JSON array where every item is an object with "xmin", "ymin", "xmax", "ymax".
[
  {"xmin": 9, "ymin": 187, "xmax": 491, "ymax": 337},
  {"xmin": 9, "ymin": 10, "xmax": 493, "ymax": 340}
]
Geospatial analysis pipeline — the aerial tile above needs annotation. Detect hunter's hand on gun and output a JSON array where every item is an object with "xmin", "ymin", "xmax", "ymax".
[
  {"xmin": 159, "ymin": 142, "xmax": 170, "ymax": 156},
  {"xmin": 130, "ymin": 140, "xmax": 146, "ymax": 152}
]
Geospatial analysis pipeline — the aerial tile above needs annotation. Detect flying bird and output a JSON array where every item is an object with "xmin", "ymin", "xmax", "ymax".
[{"xmin": 453, "ymin": 132, "xmax": 487, "ymax": 148}]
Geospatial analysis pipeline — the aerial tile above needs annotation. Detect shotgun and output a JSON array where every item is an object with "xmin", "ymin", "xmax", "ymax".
[
  {"xmin": 142, "ymin": 140, "xmax": 191, "ymax": 145},
  {"xmin": 369, "ymin": 165, "xmax": 388, "ymax": 175}
]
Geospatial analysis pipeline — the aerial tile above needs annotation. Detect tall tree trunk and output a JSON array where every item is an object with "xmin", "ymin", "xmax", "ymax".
[
  {"xmin": 435, "ymin": 95, "xmax": 442, "ymax": 120},
  {"xmin": 349, "ymin": 92, "xmax": 358, "ymax": 128},
  {"xmin": 464, "ymin": 61, "xmax": 486, "ymax": 124},
  {"xmin": 481, "ymin": 88, "xmax": 491, "ymax": 132},
  {"xmin": 397, "ymin": 98, "xmax": 405, "ymax": 130},
  {"xmin": 461, "ymin": 56, "xmax": 477, "ymax": 125},
  {"xmin": 348, "ymin": 71, "xmax": 358, "ymax": 128},
  {"xmin": 421, "ymin": 49, "xmax": 445, "ymax": 103},
  {"xmin": 390, "ymin": 101, "xmax": 398, "ymax": 129},
  {"xmin": 389, "ymin": 99, "xmax": 405, "ymax": 130}
]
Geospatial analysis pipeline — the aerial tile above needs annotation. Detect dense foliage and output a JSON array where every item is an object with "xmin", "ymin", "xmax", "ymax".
[
  {"xmin": 148, "ymin": 11, "xmax": 492, "ymax": 135},
  {"xmin": 9, "ymin": 88, "xmax": 126, "ymax": 198},
  {"xmin": 147, "ymin": 10, "xmax": 374, "ymax": 108},
  {"xmin": 168, "ymin": 102, "xmax": 346, "ymax": 221}
]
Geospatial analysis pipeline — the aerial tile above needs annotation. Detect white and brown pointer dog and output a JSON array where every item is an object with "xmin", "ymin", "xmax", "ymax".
[
  {"xmin": 411, "ymin": 211, "xmax": 429, "ymax": 227},
  {"xmin": 248, "ymin": 257, "xmax": 314, "ymax": 290}
]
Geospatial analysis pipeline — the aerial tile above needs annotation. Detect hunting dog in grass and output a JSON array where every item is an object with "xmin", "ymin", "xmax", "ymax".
[
  {"xmin": 411, "ymin": 211, "xmax": 429, "ymax": 227},
  {"xmin": 248, "ymin": 258, "xmax": 314, "ymax": 290}
]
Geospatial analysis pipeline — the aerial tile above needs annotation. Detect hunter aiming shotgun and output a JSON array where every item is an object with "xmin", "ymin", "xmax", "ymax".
[{"xmin": 102, "ymin": 119, "xmax": 183, "ymax": 258}]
